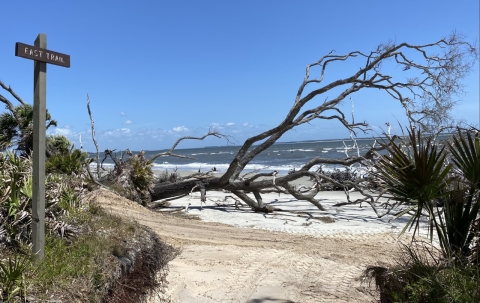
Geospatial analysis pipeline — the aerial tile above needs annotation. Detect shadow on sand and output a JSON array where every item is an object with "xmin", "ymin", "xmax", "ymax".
[{"xmin": 247, "ymin": 297, "xmax": 295, "ymax": 303}]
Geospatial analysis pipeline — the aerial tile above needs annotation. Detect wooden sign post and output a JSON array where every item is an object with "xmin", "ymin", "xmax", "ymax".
[{"xmin": 15, "ymin": 33, "xmax": 70, "ymax": 261}]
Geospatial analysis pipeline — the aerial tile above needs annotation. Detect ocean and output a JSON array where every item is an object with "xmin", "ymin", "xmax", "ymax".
[{"xmin": 93, "ymin": 138, "xmax": 384, "ymax": 174}]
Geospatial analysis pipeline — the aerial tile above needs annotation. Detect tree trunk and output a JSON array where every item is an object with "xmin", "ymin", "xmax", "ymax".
[{"xmin": 151, "ymin": 178, "xmax": 222, "ymax": 201}]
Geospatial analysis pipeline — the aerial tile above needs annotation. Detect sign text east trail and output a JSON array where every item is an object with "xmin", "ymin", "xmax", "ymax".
[{"xmin": 15, "ymin": 42, "xmax": 70, "ymax": 68}]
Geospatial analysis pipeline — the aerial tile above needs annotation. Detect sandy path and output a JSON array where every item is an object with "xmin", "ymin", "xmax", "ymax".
[{"xmin": 88, "ymin": 189, "xmax": 405, "ymax": 302}]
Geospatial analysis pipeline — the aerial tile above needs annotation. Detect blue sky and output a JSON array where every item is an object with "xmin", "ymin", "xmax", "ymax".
[{"xmin": 2, "ymin": 0, "xmax": 479, "ymax": 152}]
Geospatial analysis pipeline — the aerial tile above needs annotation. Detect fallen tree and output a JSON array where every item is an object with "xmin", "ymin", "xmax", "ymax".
[{"xmin": 97, "ymin": 33, "xmax": 477, "ymax": 214}]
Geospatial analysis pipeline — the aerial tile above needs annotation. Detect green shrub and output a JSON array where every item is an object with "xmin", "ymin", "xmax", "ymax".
[
  {"xmin": 57, "ymin": 186, "xmax": 80, "ymax": 214},
  {"xmin": 46, "ymin": 148, "xmax": 88, "ymax": 175},
  {"xmin": 0, "ymin": 254, "xmax": 30, "ymax": 302},
  {"xmin": 129, "ymin": 154, "xmax": 154, "ymax": 190},
  {"xmin": 46, "ymin": 135, "xmax": 71, "ymax": 156},
  {"xmin": 365, "ymin": 243, "xmax": 480, "ymax": 302},
  {"xmin": 0, "ymin": 151, "xmax": 33, "ymax": 247}
]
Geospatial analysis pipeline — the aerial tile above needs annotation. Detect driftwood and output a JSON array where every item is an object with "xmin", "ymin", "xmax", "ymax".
[
  {"xmin": 92, "ymin": 34, "xmax": 477, "ymax": 216},
  {"xmin": 148, "ymin": 34, "xmax": 477, "ymax": 214},
  {"xmin": 87, "ymin": 94, "xmax": 102, "ymax": 178}
]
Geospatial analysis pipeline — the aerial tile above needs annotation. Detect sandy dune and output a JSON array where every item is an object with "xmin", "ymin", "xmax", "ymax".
[{"xmin": 90, "ymin": 188, "xmax": 414, "ymax": 302}]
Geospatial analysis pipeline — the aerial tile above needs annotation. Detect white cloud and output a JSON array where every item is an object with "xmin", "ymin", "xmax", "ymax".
[
  {"xmin": 124, "ymin": 120, "xmax": 133, "ymax": 125},
  {"xmin": 101, "ymin": 127, "xmax": 132, "ymax": 137},
  {"xmin": 226, "ymin": 122, "xmax": 235, "ymax": 126},
  {"xmin": 47, "ymin": 126, "xmax": 80, "ymax": 147},
  {"xmin": 243, "ymin": 122, "xmax": 252, "ymax": 127},
  {"xmin": 209, "ymin": 122, "xmax": 223, "ymax": 129},
  {"xmin": 173, "ymin": 126, "xmax": 189, "ymax": 132},
  {"xmin": 120, "ymin": 112, "xmax": 126, "ymax": 116},
  {"xmin": 52, "ymin": 127, "xmax": 73, "ymax": 136}
]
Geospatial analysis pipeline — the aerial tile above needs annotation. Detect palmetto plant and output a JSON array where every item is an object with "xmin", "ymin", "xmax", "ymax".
[
  {"xmin": 0, "ymin": 152, "xmax": 33, "ymax": 246},
  {"xmin": 376, "ymin": 128, "xmax": 480, "ymax": 260},
  {"xmin": 0, "ymin": 104, "xmax": 57, "ymax": 155},
  {"xmin": 4, "ymin": 154, "xmax": 30, "ymax": 218},
  {"xmin": 444, "ymin": 131, "xmax": 480, "ymax": 258},
  {"xmin": 376, "ymin": 130, "xmax": 450, "ymax": 245},
  {"xmin": 46, "ymin": 147, "xmax": 88, "ymax": 175},
  {"xmin": 0, "ymin": 254, "xmax": 30, "ymax": 302},
  {"xmin": 1, "ymin": 151, "xmax": 84, "ymax": 249},
  {"xmin": 130, "ymin": 153, "xmax": 154, "ymax": 191}
]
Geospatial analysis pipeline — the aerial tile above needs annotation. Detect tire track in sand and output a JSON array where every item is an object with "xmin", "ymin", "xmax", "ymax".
[
  {"xmin": 223, "ymin": 248, "xmax": 288, "ymax": 302},
  {"xmin": 89, "ymin": 189, "xmax": 402, "ymax": 303}
]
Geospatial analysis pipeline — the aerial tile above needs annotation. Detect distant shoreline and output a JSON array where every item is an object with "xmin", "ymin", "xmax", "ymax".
[{"xmin": 85, "ymin": 133, "xmax": 455, "ymax": 154}]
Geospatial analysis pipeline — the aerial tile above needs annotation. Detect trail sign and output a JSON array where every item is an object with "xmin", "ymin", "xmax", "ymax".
[
  {"xmin": 15, "ymin": 42, "xmax": 70, "ymax": 68},
  {"xmin": 15, "ymin": 34, "xmax": 70, "ymax": 262}
]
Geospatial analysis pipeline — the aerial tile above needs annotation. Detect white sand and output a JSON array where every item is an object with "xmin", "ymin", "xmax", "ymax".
[
  {"xmin": 92, "ymin": 187, "xmax": 431, "ymax": 302},
  {"xmin": 103, "ymin": 170, "xmax": 435, "ymax": 302},
  {"xmin": 156, "ymin": 189, "xmax": 425, "ymax": 238}
]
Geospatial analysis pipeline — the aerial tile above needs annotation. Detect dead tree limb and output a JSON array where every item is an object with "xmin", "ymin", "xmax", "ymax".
[
  {"xmin": 0, "ymin": 94, "xmax": 17, "ymax": 115},
  {"xmin": 149, "ymin": 129, "xmax": 232, "ymax": 163},
  {"xmin": 0, "ymin": 81, "xmax": 26, "ymax": 106},
  {"xmin": 283, "ymin": 183, "xmax": 325, "ymax": 211},
  {"xmin": 217, "ymin": 34, "xmax": 477, "ymax": 187},
  {"xmin": 0, "ymin": 81, "xmax": 26, "ymax": 128},
  {"xmin": 230, "ymin": 190, "xmax": 259, "ymax": 209},
  {"xmin": 102, "ymin": 149, "xmax": 120, "ymax": 170},
  {"xmin": 148, "ymin": 34, "xmax": 477, "ymax": 213},
  {"xmin": 87, "ymin": 94, "xmax": 101, "ymax": 178}
]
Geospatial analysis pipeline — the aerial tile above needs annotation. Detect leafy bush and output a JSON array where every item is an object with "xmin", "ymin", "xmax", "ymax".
[
  {"xmin": 46, "ymin": 134, "xmax": 72, "ymax": 156},
  {"xmin": 46, "ymin": 147, "xmax": 88, "ymax": 175},
  {"xmin": 129, "ymin": 154, "xmax": 154, "ymax": 191},
  {"xmin": 364, "ymin": 242, "xmax": 480, "ymax": 303}
]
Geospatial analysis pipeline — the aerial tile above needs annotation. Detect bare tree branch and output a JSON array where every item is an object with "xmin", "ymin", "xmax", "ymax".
[
  {"xmin": 0, "ymin": 81, "xmax": 26, "ymax": 125},
  {"xmin": 145, "ymin": 34, "xmax": 478, "ymax": 215},
  {"xmin": 217, "ymin": 33, "xmax": 477, "ymax": 185},
  {"xmin": 0, "ymin": 81, "xmax": 26, "ymax": 105},
  {"xmin": 87, "ymin": 94, "xmax": 101, "ymax": 178},
  {"xmin": 149, "ymin": 129, "xmax": 232, "ymax": 163},
  {"xmin": 231, "ymin": 190, "xmax": 259, "ymax": 209},
  {"xmin": 0, "ymin": 94, "xmax": 17, "ymax": 114},
  {"xmin": 283, "ymin": 183, "xmax": 325, "ymax": 211}
]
